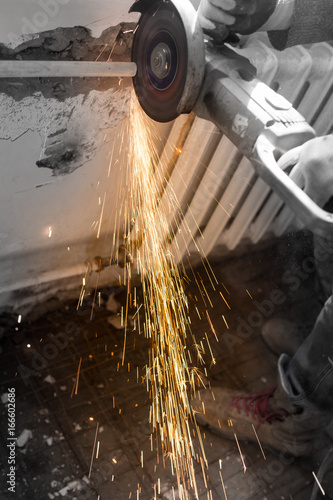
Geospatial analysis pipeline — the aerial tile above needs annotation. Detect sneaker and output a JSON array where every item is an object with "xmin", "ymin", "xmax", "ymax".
[
  {"xmin": 261, "ymin": 318, "xmax": 311, "ymax": 357},
  {"xmin": 192, "ymin": 384, "xmax": 320, "ymax": 457}
]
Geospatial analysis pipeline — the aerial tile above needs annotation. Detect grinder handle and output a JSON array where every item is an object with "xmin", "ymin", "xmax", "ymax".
[{"xmin": 252, "ymin": 135, "xmax": 333, "ymax": 237}]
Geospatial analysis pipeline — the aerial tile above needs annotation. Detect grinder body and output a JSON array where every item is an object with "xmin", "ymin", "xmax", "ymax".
[{"xmin": 130, "ymin": 0, "xmax": 333, "ymax": 236}]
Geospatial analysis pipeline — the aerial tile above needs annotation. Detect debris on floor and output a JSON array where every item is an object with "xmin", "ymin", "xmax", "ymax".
[{"xmin": 0, "ymin": 234, "xmax": 328, "ymax": 499}]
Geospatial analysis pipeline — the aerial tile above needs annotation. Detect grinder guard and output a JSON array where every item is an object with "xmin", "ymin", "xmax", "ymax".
[{"xmin": 130, "ymin": 0, "xmax": 205, "ymax": 122}]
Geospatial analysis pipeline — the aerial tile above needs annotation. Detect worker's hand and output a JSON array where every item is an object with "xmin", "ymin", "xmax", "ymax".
[
  {"xmin": 279, "ymin": 135, "xmax": 333, "ymax": 208},
  {"xmin": 197, "ymin": 0, "xmax": 278, "ymax": 41}
]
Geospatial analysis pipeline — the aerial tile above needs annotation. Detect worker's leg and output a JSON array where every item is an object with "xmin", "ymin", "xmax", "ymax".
[
  {"xmin": 192, "ymin": 289, "xmax": 333, "ymax": 457},
  {"xmin": 278, "ymin": 289, "xmax": 333, "ymax": 414},
  {"xmin": 262, "ymin": 220, "xmax": 333, "ymax": 357},
  {"xmin": 314, "ymin": 231, "xmax": 333, "ymax": 303},
  {"xmin": 314, "ymin": 197, "xmax": 333, "ymax": 302}
]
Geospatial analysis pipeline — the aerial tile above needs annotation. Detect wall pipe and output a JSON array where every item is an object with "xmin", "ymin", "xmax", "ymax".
[
  {"xmin": 0, "ymin": 256, "xmax": 118, "ymax": 294},
  {"xmin": 0, "ymin": 60, "xmax": 137, "ymax": 78}
]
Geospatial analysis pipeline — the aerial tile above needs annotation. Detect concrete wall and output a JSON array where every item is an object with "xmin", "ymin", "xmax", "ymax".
[
  {"xmin": 0, "ymin": 0, "xmax": 137, "ymax": 46},
  {"xmin": 0, "ymin": 1, "xmax": 163, "ymax": 313}
]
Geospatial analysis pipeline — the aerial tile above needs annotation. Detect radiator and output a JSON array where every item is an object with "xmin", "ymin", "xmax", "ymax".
[{"xmin": 153, "ymin": 36, "xmax": 333, "ymax": 264}]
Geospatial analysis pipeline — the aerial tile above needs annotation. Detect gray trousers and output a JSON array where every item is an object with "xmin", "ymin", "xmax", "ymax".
[{"xmin": 279, "ymin": 232, "xmax": 333, "ymax": 414}]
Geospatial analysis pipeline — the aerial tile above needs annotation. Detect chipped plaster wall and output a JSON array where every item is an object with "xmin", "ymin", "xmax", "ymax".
[
  {"xmin": 0, "ymin": 25, "xmax": 135, "ymax": 175},
  {"xmin": 0, "ymin": 1, "xmax": 155, "ymax": 312},
  {"xmin": 0, "ymin": 1, "xmax": 138, "ymax": 45}
]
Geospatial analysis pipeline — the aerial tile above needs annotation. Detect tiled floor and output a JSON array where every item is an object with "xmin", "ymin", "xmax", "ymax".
[{"xmin": 0, "ymin": 232, "xmax": 331, "ymax": 499}]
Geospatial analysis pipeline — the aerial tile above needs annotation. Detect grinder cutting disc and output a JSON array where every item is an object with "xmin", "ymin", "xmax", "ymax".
[{"xmin": 131, "ymin": 0, "xmax": 205, "ymax": 122}]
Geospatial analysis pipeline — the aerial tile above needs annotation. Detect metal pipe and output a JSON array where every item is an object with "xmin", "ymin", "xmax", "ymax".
[
  {"xmin": 0, "ymin": 263, "xmax": 93, "ymax": 294},
  {"xmin": 0, "ymin": 60, "xmax": 137, "ymax": 78},
  {"xmin": 0, "ymin": 256, "xmax": 118, "ymax": 294}
]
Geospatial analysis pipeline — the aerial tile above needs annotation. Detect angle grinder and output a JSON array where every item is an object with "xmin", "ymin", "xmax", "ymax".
[{"xmin": 130, "ymin": 0, "xmax": 333, "ymax": 236}]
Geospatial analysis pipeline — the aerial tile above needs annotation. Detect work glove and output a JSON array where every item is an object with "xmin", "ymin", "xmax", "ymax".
[
  {"xmin": 279, "ymin": 135, "xmax": 333, "ymax": 208},
  {"xmin": 198, "ymin": 0, "xmax": 279, "ymax": 41}
]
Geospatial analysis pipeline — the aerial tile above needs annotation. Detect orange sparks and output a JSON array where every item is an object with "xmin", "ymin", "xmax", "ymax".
[
  {"xmin": 206, "ymin": 310, "xmax": 219, "ymax": 342},
  {"xmin": 104, "ymin": 90, "xmax": 218, "ymax": 500},
  {"xmin": 222, "ymin": 315, "xmax": 229, "ymax": 329},
  {"xmin": 219, "ymin": 470, "xmax": 228, "ymax": 500},
  {"xmin": 234, "ymin": 432, "xmax": 247, "ymax": 473},
  {"xmin": 252, "ymin": 424, "xmax": 266, "ymax": 460},
  {"xmin": 97, "ymin": 192, "xmax": 106, "ymax": 239},
  {"xmin": 71, "ymin": 357, "xmax": 82, "ymax": 397},
  {"xmin": 220, "ymin": 291, "xmax": 231, "ymax": 310},
  {"xmin": 88, "ymin": 421, "xmax": 99, "ymax": 478}
]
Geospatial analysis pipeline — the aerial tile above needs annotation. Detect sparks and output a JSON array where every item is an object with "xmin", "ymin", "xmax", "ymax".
[
  {"xmin": 222, "ymin": 315, "xmax": 229, "ymax": 329},
  {"xmin": 312, "ymin": 471, "xmax": 325, "ymax": 496},
  {"xmin": 71, "ymin": 357, "xmax": 82, "ymax": 397},
  {"xmin": 220, "ymin": 291, "xmax": 231, "ymax": 310},
  {"xmin": 107, "ymin": 90, "xmax": 213, "ymax": 499},
  {"xmin": 234, "ymin": 432, "xmax": 247, "ymax": 473},
  {"xmin": 88, "ymin": 421, "xmax": 99, "ymax": 478},
  {"xmin": 251, "ymin": 424, "xmax": 266, "ymax": 460},
  {"xmin": 97, "ymin": 192, "xmax": 107, "ymax": 239}
]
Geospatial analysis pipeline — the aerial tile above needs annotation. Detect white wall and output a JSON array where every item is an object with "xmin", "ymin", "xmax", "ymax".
[
  {"xmin": 0, "ymin": 0, "xmax": 194, "ymax": 312},
  {"xmin": 0, "ymin": 1, "xmax": 159, "ymax": 311}
]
